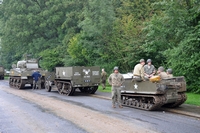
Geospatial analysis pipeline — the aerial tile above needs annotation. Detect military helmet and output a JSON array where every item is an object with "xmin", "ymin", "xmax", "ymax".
[
  {"xmin": 113, "ymin": 66, "xmax": 119, "ymax": 70},
  {"xmin": 158, "ymin": 66, "xmax": 165, "ymax": 72},
  {"xmin": 147, "ymin": 59, "xmax": 152, "ymax": 63},
  {"xmin": 167, "ymin": 68, "xmax": 173, "ymax": 74},
  {"xmin": 140, "ymin": 59, "xmax": 145, "ymax": 63}
]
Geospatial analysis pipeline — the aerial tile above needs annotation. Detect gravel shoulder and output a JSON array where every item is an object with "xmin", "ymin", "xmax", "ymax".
[{"xmin": 0, "ymin": 85, "xmax": 156, "ymax": 133}]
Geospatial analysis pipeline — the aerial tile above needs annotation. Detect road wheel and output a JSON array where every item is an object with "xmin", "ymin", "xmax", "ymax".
[
  {"xmin": 9, "ymin": 78, "xmax": 13, "ymax": 87},
  {"xmin": 16, "ymin": 79, "xmax": 25, "ymax": 89}
]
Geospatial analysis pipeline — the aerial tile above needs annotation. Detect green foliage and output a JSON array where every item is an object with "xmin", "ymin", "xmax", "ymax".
[
  {"xmin": 39, "ymin": 47, "xmax": 64, "ymax": 71},
  {"xmin": 1, "ymin": 0, "xmax": 200, "ymax": 93},
  {"xmin": 144, "ymin": 0, "xmax": 200, "ymax": 92},
  {"xmin": 0, "ymin": 0, "xmax": 67, "ymax": 68}
]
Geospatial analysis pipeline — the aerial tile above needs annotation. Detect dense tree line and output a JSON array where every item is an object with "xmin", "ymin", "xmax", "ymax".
[{"xmin": 0, "ymin": 0, "xmax": 199, "ymax": 93}]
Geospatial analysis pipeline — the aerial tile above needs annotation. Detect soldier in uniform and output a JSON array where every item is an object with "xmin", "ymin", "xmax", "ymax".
[
  {"xmin": 167, "ymin": 68, "xmax": 173, "ymax": 78},
  {"xmin": 108, "ymin": 67, "xmax": 124, "ymax": 108},
  {"xmin": 157, "ymin": 66, "xmax": 168, "ymax": 79},
  {"xmin": 101, "ymin": 68, "xmax": 107, "ymax": 90},
  {"xmin": 133, "ymin": 59, "xmax": 145, "ymax": 81},
  {"xmin": 144, "ymin": 59, "xmax": 156, "ymax": 79},
  {"xmin": 32, "ymin": 70, "xmax": 42, "ymax": 89}
]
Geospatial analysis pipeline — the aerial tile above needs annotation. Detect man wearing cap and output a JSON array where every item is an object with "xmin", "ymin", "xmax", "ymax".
[
  {"xmin": 108, "ymin": 66, "xmax": 124, "ymax": 108},
  {"xmin": 101, "ymin": 68, "xmax": 107, "ymax": 90},
  {"xmin": 157, "ymin": 66, "xmax": 168, "ymax": 79},
  {"xmin": 144, "ymin": 59, "xmax": 156, "ymax": 79},
  {"xmin": 166, "ymin": 68, "xmax": 173, "ymax": 78},
  {"xmin": 133, "ymin": 59, "xmax": 145, "ymax": 81},
  {"xmin": 32, "ymin": 70, "xmax": 42, "ymax": 89}
]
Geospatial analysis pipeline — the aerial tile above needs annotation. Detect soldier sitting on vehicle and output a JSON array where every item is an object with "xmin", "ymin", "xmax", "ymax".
[
  {"xmin": 144, "ymin": 59, "xmax": 156, "ymax": 79},
  {"xmin": 167, "ymin": 68, "xmax": 173, "ymax": 78},
  {"xmin": 133, "ymin": 59, "xmax": 145, "ymax": 81},
  {"xmin": 157, "ymin": 66, "xmax": 168, "ymax": 79}
]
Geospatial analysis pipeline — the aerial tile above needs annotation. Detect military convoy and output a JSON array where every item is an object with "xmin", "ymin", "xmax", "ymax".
[
  {"xmin": 0, "ymin": 66, "xmax": 4, "ymax": 80},
  {"xmin": 45, "ymin": 66, "xmax": 101, "ymax": 96},
  {"xmin": 9, "ymin": 55, "xmax": 48, "ymax": 89},
  {"xmin": 121, "ymin": 73, "xmax": 187, "ymax": 110},
  {"xmin": 6, "ymin": 54, "xmax": 187, "ymax": 110}
]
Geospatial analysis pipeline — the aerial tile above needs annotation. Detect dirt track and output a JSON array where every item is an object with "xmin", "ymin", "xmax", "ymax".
[{"xmin": 0, "ymin": 85, "xmax": 155, "ymax": 133}]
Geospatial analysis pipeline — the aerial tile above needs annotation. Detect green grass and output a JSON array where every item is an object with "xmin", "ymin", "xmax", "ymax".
[
  {"xmin": 4, "ymin": 76, "xmax": 9, "ymax": 80},
  {"xmin": 185, "ymin": 93, "xmax": 200, "ymax": 106},
  {"xmin": 98, "ymin": 85, "xmax": 112, "ymax": 93}
]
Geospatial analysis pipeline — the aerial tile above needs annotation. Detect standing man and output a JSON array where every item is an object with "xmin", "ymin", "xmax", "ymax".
[
  {"xmin": 108, "ymin": 67, "xmax": 124, "ymax": 108},
  {"xmin": 32, "ymin": 70, "xmax": 42, "ymax": 90},
  {"xmin": 133, "ymin": 59, "xmax": 145, "ymax": 81},
  {"xmin": 101, "ymin": 68, "xmax": 107, "ymax": 90},
  {"xmin": 144, "ymin": 59, "xmax": 156, "ymax": 79}
]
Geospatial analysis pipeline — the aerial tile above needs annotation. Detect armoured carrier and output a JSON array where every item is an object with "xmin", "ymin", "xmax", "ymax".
[
  {"xmin": 121, "ymin": 73, "xmax": 187, "ymax": 111},
  {"xmin": 9, "ymin": 55, "xmax": 47, "ymax": 89},
  {"xmin": 0, "ymin": 66, "xmax": 4, "ymax": 80},
  {"xmin": 45, "ymin": 66, "xmax": 100, "ymax": 96}
]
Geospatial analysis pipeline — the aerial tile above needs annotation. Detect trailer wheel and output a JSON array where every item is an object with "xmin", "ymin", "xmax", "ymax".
[{"xmin": 45, "ymin": 81, "xmax": 52, "ymax": 92}]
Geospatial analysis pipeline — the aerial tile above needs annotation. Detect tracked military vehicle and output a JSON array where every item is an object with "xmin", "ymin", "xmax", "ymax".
[
  {"xmin": 0, "ymin": 66, "xmax": 4, "ymax": 80},
  {"xmin": 45, "ymin": 66, "xmax": 100, "ymax": 96},
  {"xmin": 9, "ymin": 55, "xmax": 47, "ymax": 89},
  {"xmin": 121, "ymin": 73, "xmax": 187, "ymax": 111}
]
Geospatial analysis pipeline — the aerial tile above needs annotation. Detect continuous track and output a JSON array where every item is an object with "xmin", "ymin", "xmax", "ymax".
[
  {"xmin": 163, "ymin": 93, "xmax": 187, "ymax": 108},
  {"xmin": 121, "ymin": 93, "xmax": 166, "ymax": 111},
  {"xmin": 9, "ymin": 77, "xmax": 26, "ymax": 89}
]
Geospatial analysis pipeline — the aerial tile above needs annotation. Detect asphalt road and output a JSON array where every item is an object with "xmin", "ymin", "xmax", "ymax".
[{"xmin": 0, "ymin": 80, "xmax": 199, "ymax": 133}]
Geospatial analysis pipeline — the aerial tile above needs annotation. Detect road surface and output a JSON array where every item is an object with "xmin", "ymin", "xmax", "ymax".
[{"xmin": 0, "ymin": 80, "xmax": 199, "ymax": 133}]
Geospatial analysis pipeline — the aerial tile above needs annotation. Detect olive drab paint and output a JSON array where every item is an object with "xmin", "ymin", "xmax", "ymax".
[
  {"xmin": 45, "ymin": 66, "xmax": 101, "ymax": 96},
  {"xmin": 9, "ymin": 55, "xmax": 51, "ymax": 89},
  {"xmin": 121, "ymin": 73, "xmax": 187, "ymax": 111}
]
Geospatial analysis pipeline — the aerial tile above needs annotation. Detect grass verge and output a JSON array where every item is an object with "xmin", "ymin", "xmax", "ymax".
[
  {"xmin": 185, "ymin": 93, "xmax": 200, "ymax": 106},
  {"xmin": 4, "ymin": 76, "xmax": 9, "ymax": 80},
  {"xmin": 98, "ymin": 85, "xmax": 112, "ymax": 93}
]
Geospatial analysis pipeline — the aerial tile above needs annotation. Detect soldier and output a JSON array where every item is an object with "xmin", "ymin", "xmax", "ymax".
[
  {"xmin": 108, "ymin": 67, "xmax": 124, "ymax": 108},
  {"xmin": 101, "ymin": 68, "xmax": 107, "ymax": 90},
  {"xmin": 157, "ymin": 66, "xmax": 168, "ymax": 79},
  {"xmin": 32, "ymin": 70, "xmax": 42, "ymax": 90},
  {"xmin": 133, "ymin": 59, "xmax": 145, "ymax": 81},
  {"xmin": 144, "ymin": 59, "xmax": 156, "ymax": 79},
  {"xmin": 167, "ymin": 68, "xmax": 173, "ymax": 78}
]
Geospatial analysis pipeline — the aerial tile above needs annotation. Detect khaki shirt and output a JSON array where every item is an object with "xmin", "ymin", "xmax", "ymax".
[
  {"xmin": 133, "ymin": 64, "xmax": 144, "ymax": 79},
  {"xmin": 144, "ymin": 65, "xmax": 155, "ymax": 75},
  {"xmin": 101, "ymin": 71, "xmax": 107, "ymax": 81},
  {"xmin": 158, "ymin": 72, "xmax": 168, "ymax": 79},
  {"xmin": 167, "ymin": 74, "xmax": 173, "ymax": 78},
  {"xmin": 108, "ymin": 73, "xmax": 124, "ymax": 87}
]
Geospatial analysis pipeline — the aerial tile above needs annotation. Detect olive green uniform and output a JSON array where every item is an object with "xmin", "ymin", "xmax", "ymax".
[
  {"xmin": 108, "ymin": 73, "xmax": 124, "ymax": 106},
  {"xmin": 144, "ymin": 65, "xmax": 155, "ymax": 78},
  {"xmin": 33, "ymin": 78, "xmax": 41, "ymax": 89},
  {"xmin": 133, "ymin": 64, "xmax": 145, "ymax": 80},
  {"xmin": 101, "ymin": 71, "xmax": 107, "ymax": 89}
]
